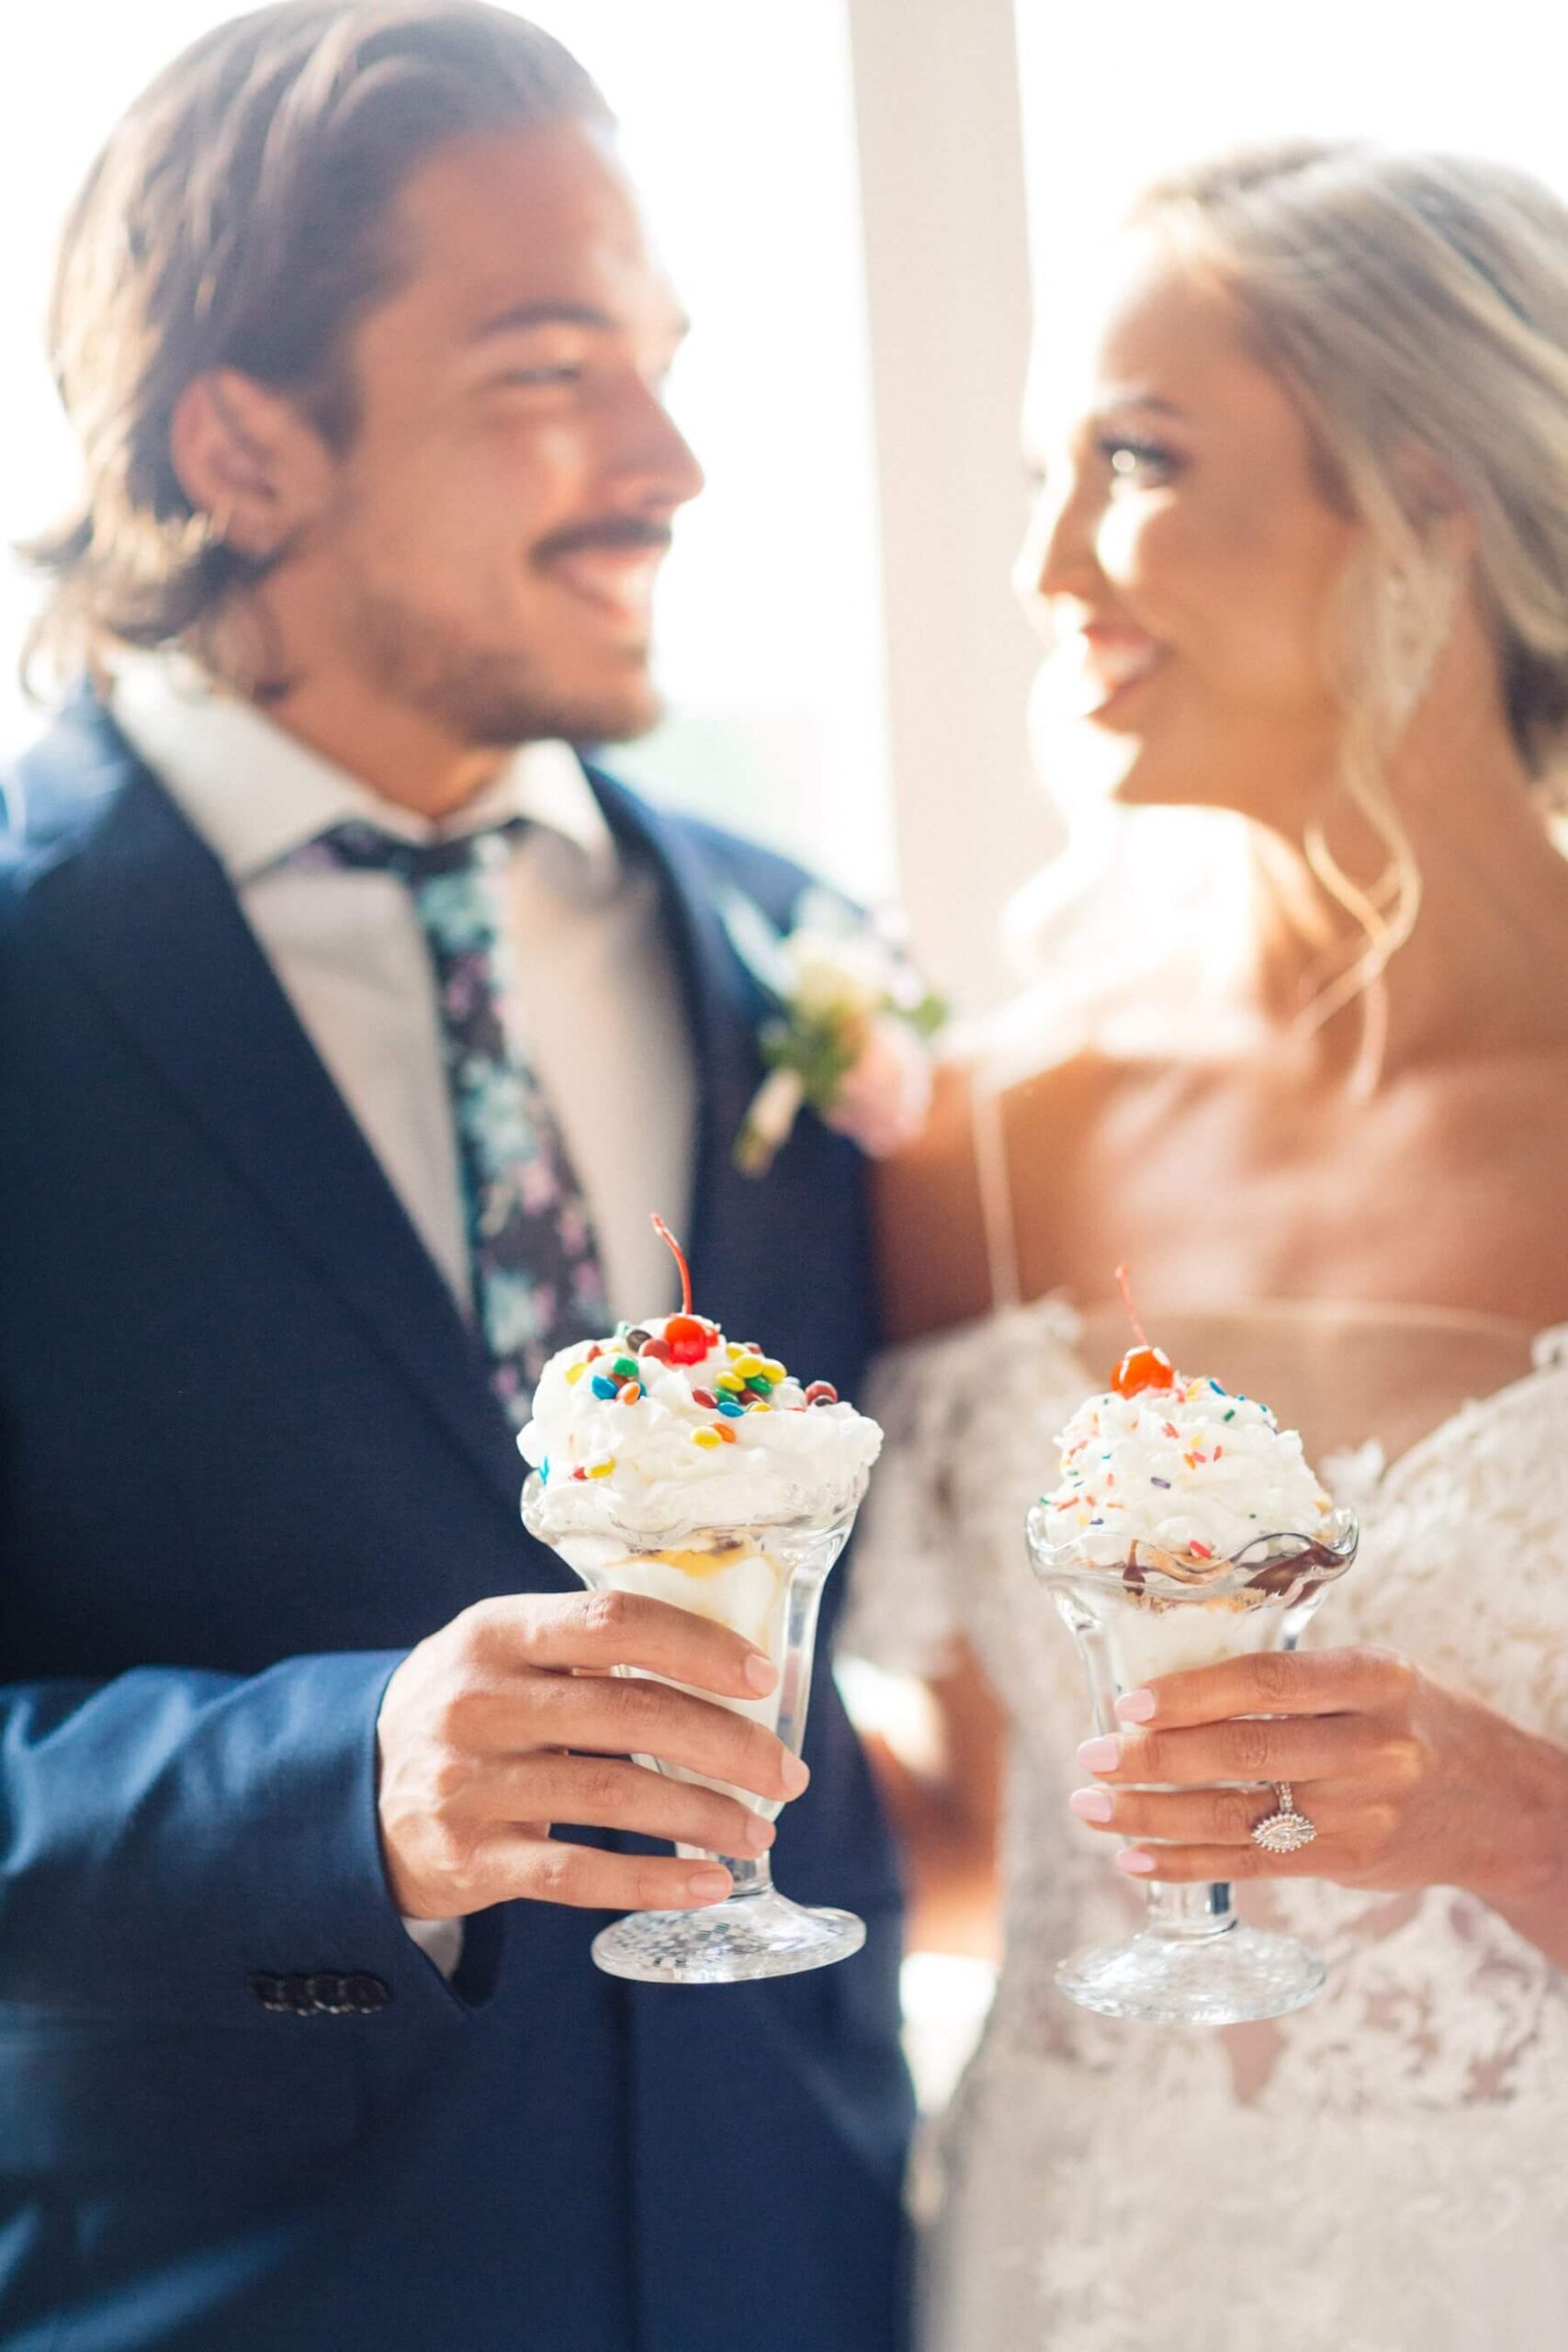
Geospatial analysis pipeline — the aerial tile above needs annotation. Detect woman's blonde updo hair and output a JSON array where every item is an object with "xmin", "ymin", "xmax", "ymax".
[{"xmin": 1130, "ymin": 141, "xmax": 1568, "ymax": 1028}]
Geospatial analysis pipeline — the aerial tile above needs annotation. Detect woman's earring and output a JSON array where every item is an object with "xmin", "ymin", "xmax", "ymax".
[{"xmin": 1381, "ymin": 555, "xmax": 1461, "ymax": 731}]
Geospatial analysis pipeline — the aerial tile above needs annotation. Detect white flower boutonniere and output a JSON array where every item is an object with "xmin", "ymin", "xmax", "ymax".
[{"xmin": 721, "ymin": 887, "xmax": 948, "ymax": 1177}]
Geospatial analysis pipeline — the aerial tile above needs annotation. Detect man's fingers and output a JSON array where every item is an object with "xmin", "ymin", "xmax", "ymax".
[
  {"xmin": 458, "ymin": 1752, "xmax": 775, "ymax": 1857},
  {"xmin": 466, "ymin": 1589, "xmax": 777, "ymax": 1701},
  {"xmin": 462, "ymin": 1668, "xmax": 806, "ymax": 1806},
  {"xmin": 1115, "ymin": 1645, "xmax": 1415, "ymax": 1730},
  {"xmin": 479, "ymin": 1834, "xmax": 734, "ymax": 1914},
  {"xmin": 1078, "ymin": 1713, "xmax": 1393, "ymax": 1788}
]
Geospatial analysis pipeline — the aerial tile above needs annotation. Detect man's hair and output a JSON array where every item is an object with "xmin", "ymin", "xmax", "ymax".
[{"xmin": 23, "ymin": 2, "xmax": 612, "ymax": 687}]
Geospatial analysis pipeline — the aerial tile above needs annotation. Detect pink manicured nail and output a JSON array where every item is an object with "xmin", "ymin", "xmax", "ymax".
[
  {"xmin": 744, "ymin": 1651, "xmax": 778, "ymax": 1693},
  {"xmin": 687, "ymin": 1867, "xmax": 732, "ymax": 1900},
  {"xmin": 1077, "ymin": 1734, "xmax": 1122, "ymax": 1774},
  {"xmin": 1115, "ymin": 1688, "xmax": 1156, "ymax": 1723},
  {"xmin": 781, "ymin": 1753, "xmax": 811, "ymax": 1797},
  {"xmin": 1114, "ymin": 1848, "xmax": 1156, "ymax": 1875},
  {"xmin": 1068, "ymin": 1787, "xmax": 1114, "ymax": 1825}
]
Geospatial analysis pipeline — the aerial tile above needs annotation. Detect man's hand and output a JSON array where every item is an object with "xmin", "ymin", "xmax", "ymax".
[{"xmin": 377, "ymin": 1590, "xmax": 808, "ymax": 1920}]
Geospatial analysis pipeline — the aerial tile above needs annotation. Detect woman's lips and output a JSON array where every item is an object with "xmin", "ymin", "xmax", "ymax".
[{"xmin": 1041, "ymin": 627, "xmax": 1168, "ymax": 720}]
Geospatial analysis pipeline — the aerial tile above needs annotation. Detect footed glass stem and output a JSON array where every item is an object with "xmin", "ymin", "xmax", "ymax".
[
  {"xmin": 591, "ymin": 1846, "xmax": 863, "ymax": 1984},
  {"xmin": 1028, "ymin": 1510, "xmax": 1359, "ymax": 2027}
]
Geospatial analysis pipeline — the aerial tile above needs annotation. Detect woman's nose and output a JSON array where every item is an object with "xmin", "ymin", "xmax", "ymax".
[{"xmin": 1014, "ymin": 472, "xmax": 1102, "ymax": 614}]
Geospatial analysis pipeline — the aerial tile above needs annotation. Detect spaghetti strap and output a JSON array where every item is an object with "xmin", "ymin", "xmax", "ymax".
[{"xmin": 970, "ymin": 1064, "xmax": 1021, "ymax": 1313}]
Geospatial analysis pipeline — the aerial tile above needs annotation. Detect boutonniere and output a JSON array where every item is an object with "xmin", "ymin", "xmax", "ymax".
[{"xmin": 721, "ymin": 887, "xmax": 948, "ymax": 1177}]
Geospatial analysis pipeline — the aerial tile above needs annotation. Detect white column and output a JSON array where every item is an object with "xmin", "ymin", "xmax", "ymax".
[{"xmin": 845, "ymin": 0, "xmax": 1055, "ymax": 1010}]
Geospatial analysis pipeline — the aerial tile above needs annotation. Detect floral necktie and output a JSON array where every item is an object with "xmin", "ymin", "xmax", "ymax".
[{"xmin": 292, "ymin": 820, "xmax": 609, "ymax": 1424}]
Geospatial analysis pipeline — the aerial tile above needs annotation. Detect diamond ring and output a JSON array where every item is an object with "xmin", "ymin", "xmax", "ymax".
[{"xmin": 1250, "ymin": 1782, "xmax": 1317, "ymax": 1854}]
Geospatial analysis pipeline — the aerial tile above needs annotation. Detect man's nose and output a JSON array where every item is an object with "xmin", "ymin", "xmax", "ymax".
[{"xmin": 615, "ymin": 379, "xmax": 706, "ymax": 511}]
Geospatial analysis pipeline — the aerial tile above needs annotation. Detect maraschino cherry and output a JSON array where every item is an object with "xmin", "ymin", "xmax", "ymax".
[
  {"xmin": 1110, "ymin": 1263, "xmax": 1175, "ymax": 1399},
  {"xmin": 650, "ymin": 1214, "xmax": 716, "ymax": 1366}
]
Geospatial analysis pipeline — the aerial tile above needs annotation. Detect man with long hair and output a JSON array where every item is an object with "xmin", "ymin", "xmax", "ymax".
[{"xmin": 0, "ymin": 7, "xmax": 912, "ymax": 2346}]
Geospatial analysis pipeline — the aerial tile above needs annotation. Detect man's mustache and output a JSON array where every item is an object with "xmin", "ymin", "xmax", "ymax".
[{"xmin": 533, "ymin": 516, "xmax": 674, "ymax": 563}]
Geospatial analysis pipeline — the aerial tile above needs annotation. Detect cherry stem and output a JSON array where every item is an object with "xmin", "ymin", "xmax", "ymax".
[
  {"xmin": 1114, "ymin": 1262, "xmax": 1148, "ymax": 1349},
  {"xmin": 651, "ymin": 1213, "xmax": 694, "ymax": 1315}
]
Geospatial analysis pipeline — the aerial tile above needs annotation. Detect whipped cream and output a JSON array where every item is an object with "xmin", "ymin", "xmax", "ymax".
[
  {"xmin": 520, "ymin": 1314, "xmax": 883, "ymax": 1541},
  {"xmin": 1040, "ymin": 1373, "xmax": 1332, "ymax": 1570}
]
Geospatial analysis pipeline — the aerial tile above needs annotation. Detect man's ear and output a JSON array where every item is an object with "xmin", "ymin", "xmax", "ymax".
[{"xmin": 169, "ymin": 368, "xmax": 335, "ymax": 558}]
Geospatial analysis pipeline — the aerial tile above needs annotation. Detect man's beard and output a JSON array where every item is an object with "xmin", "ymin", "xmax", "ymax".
[{"xmin": 348, "ymin": 576, "xmax": 662, "ymax": 750}]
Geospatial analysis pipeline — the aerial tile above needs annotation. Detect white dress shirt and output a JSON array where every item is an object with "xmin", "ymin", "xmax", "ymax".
[{"xmin": 110, "ymin": 654, "xmax": 697, "ymax": 1977}]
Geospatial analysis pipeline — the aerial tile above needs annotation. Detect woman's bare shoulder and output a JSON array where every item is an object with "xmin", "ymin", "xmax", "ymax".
[{"xmin": 874, "ymin": 1046, "xmax": 1130, "ymax": 1343}]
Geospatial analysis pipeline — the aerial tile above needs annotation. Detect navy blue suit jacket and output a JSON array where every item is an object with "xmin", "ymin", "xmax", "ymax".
[{"xmin": 0, "ymin": 696, "xmax": 913, "ymax": 2352}]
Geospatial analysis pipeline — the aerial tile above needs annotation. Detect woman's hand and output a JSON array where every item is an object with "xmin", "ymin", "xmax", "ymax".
[{"xmin": 1067, "ymin": 1645, "xmax": 1568, "ymax": 1962}]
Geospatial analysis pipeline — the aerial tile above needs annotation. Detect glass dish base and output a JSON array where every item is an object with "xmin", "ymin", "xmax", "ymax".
[
  {"xmin": 591, "ymin": 1889, "xmax": 866, "ymax": 1984},
  {"xmin": 1055, "ymin": 1921, "xmax": 1326, "ymax": 2025}
]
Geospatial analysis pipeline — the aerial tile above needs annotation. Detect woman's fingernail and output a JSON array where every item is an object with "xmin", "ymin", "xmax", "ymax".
[
  {"xmin": 743, "ymin": 1814, "xmax": 776, "ymax": 1853},
  {"xmin": 1115, "ymin": 1688, "xmax": 1156, "ymax": 1723},
  {"xmin": 1068, "ymin": 1786, "xmax": 1114, "ymax": 1825},
  {"xmin": 1077, "ymin": 1734, "xmax": 1122, "ymax": 1774},
  {"xmin": 687, "ymin": 1866, "xmax": 732, "ymax": 1900},
  {"xmin": 744, "ymin": 1651, "xmax": 778, "ymax": 1693},
  {"xmin": 1114, "ymin": 1848, "xmax": 1156, "ymax": 1875},
  {"xmin": 781, "ymin": 1753, "xmax": 811, "ymax": 1797}
]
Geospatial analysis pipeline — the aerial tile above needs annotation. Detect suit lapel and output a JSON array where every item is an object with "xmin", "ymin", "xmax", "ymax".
[
  {"xmin": 20, "ymin": 705, "xmax": 525, "ymax": 1519},
  {"xmin": 16, "ymin": 709, "xmax": 773, "ymax": 1522}
]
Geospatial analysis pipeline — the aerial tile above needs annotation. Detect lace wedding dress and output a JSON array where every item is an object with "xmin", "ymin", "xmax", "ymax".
[{"xmin": 844, "ymin": 1296, "xmax": 1568, "ymax": 2352}]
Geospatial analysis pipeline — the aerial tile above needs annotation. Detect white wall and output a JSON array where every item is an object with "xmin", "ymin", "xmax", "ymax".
[{"xmin": 846, "ymin": 0, "xmax": 1054, "ymax": 1012}]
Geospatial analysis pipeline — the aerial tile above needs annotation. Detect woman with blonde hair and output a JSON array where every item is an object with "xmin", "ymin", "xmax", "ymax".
[{"xmin": 852, "ymin": 140, "xmax": 1568, "ymax": 2350}]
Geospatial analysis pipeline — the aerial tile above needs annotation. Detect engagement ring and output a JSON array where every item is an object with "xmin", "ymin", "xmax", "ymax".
[{"xmin": 1251, "ymin": 1783, "xmax": 1317, "ymax": 1854}]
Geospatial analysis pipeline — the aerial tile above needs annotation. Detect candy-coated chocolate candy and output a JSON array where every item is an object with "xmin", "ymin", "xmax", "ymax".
[
  {"xmin": 691, "ymin": 1387, "xmax": 717, "ymax": 1408},
  {"xmin": 1112, "ymin": 1345, "xmax": 1175, "ymax": 1399},
  {"xmin": 639, "ymin": 1338, "xmax": 673, "ymax": 1364},
  {"xmin": 715, "ymin": 1423, "xmax": 738, "ymax": 1443},
  {"xmin": 760, "ymin": 1359, "xmax": 786, "ymax": 1383},
  {"xmin": 690, "ymin": 1428, "xmax": 722, "ymax": 1449},
  {"xmin": 587, "ymin": 1344, "xmax": 604, "ymax": 1362},
  {"xmin": 570, "ymin": 1465, "xmax": 588, "ymax": 1481},
  {"xmin": 612, "ymin": 1356, "xmax": 638, "ymax": 1379},
  {"xmin": 620, "ymin": 1382, "xmax": 642, "ymax": 1405},
  {"xmin": 565, "ymin": 1362, "xmax": 588, "ymax": 1387},
  {"xmin": 664, "ymin": 1314, "xmax": 711, "ymax": 1366},
  {"xmin": 587, "ymin": 1459, "xmax": 615, "ymax": 1479},
  {"xmin": 717, "ymin": 1397, "xmax": 744, "ymax": 1418},
  {"xmin": 744, "ymin": 1374, "xmax": 773, "ymax": 1396},
  {"xmin": 804, "ymin": 1382, "xmax": 839, "ymax": 1407},
  {"xmin": 626, "ymin": 1328, "xmax": 651, "ymax": 1350},
  {"xmin": 590, "ymin": 1375, "xmax": 618, "ymax": 1401},
  {"xmin": 716, "ymin": 1375, "xmax": 745, "ymax": 1395}
]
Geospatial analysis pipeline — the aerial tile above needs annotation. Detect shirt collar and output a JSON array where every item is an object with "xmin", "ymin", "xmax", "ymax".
[{"xmin": 108, "ymin": 650, "xmax": 618, "ymax": 891}]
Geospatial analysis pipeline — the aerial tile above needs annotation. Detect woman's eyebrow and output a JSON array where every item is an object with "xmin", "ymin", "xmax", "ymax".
[{"xmin": 1092, "ymin": 389, "xmax": 1186, "ymax": 421}]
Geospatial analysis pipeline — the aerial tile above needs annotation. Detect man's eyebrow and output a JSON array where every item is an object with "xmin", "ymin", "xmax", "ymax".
[{"xmin": 468, "ymin": 300, "xmax": 691, "ymax": 343}]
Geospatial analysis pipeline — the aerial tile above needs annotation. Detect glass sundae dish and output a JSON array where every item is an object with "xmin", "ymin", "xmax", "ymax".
[
  {"xmin": 1027, "ymin": 1306, "xmax": 1358, "ymax": 2025},
  {"xmin": 520, "ymin": 1218, "xmax": 882, "ymax": 1984}
]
